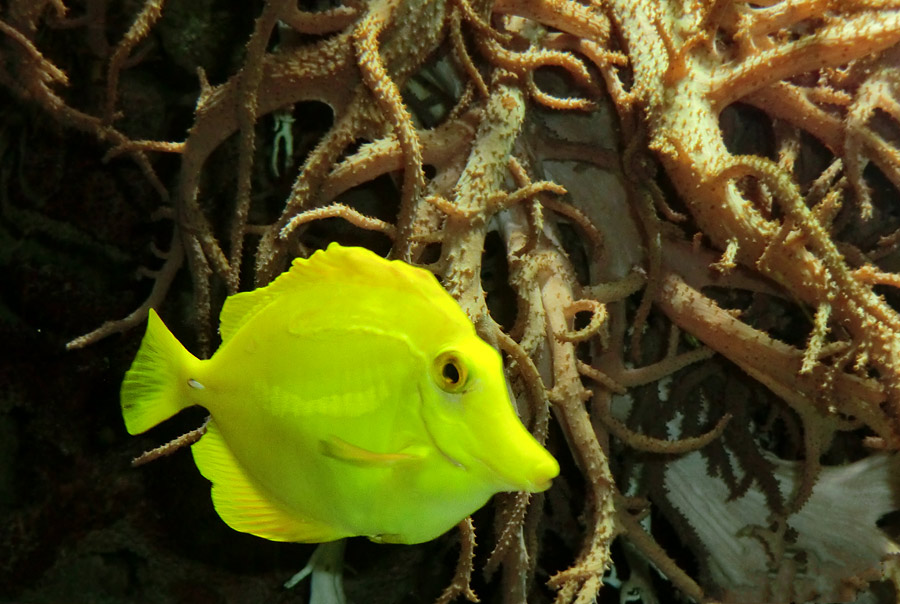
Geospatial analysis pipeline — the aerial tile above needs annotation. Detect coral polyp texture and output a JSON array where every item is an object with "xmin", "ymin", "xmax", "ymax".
[{"xmin": 5, "ymin": 0, "xmax": 900, "ymax": 602}]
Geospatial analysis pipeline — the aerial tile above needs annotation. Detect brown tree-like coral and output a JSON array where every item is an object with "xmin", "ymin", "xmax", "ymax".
[{"xmin": 6, "ymin": 0, "xmax": 900, "ymax": 602}]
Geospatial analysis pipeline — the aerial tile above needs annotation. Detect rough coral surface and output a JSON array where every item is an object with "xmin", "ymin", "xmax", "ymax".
[{"xmin": 5, "ymin": 1, "xmax": 900, "ymax": 602}]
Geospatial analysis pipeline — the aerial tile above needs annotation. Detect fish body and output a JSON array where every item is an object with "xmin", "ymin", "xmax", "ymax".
[{"xmin": 121, "ymin": 243, "xmax": 558, "ymax": 544}]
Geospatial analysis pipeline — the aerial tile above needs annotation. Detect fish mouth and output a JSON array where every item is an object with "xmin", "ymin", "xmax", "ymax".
[
  {"xmin": 528, "ymin": 475, "xmax": 553, "ymax": 492},
  {"xmin": 476, "ymin": 458, "xmax": 546, "ymax": 492}
]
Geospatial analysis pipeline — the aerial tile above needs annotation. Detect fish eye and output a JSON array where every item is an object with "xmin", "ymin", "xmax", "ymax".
[
  {"xmin": 434, "ymin": 351, "xmax": 468, "ymax": 392},
  {"xmin": 442, "ymin": 361, "xmax": 460, "ymax": 384}
]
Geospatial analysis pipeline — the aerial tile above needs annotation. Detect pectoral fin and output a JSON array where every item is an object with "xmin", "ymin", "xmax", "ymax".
[{"xmin": 320, "ymin": 436, "xmax": 425, "ymax": 467}]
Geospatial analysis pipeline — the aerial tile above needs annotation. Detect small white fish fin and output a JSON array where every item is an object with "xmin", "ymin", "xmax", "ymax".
[
  {"xmin": 192, "ymin": 420, "xmax": 344, "ymax": 543},
  {"xmin": 320, "ymin": 436, "xmax": 426, "ymax": 467},
  {"xmin": 120, "ymin": 309, "xmax": 198, "ymax": 435}
]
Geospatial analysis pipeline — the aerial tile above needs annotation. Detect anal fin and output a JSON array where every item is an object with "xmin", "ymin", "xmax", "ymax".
[{"xmin": 191, "ymin": 420, "xmax": 343, "ymax": 543}]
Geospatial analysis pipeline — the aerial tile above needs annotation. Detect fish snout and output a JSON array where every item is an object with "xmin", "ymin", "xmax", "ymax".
[
  {"xmin": 526, "ymin": 454, "xmax": 560, "ymax": 492},
  {"xmin": 480, "ymin": 435, "xmax": 560, "ymax": 493}
]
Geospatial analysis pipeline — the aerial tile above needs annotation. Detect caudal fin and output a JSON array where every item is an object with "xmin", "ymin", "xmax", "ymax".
[{"xmin": 120, "ymin": 309, "xmax": 198, "ymax": 435}]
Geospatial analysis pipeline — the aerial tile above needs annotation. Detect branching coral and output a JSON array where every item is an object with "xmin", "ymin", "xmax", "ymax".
[{"xmin": 7, "ymin": 0, "xmax": 900, "ymax": 602}]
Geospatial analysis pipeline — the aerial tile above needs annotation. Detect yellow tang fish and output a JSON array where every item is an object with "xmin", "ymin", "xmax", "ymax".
[{"xmin": 121, "ymin": 243, "xmax": 559, "ymax": 545}]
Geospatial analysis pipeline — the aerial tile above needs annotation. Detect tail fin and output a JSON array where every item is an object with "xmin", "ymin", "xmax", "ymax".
[{"xmin": 120, "ymin": 309, "xmax": 199, "ymax": 435}]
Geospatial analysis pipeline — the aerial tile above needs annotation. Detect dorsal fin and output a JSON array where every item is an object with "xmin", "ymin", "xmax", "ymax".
[
  {"xmin": 219, "ymin": 243, "xmax": 471, "ymax": 343},
  {"xmin": 191, "ymin": 420, "xmax": 345, "ymax": 543},
  {"xmin": 219, "ymin": 289, "xmax": 270, "ymax": 343}
]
